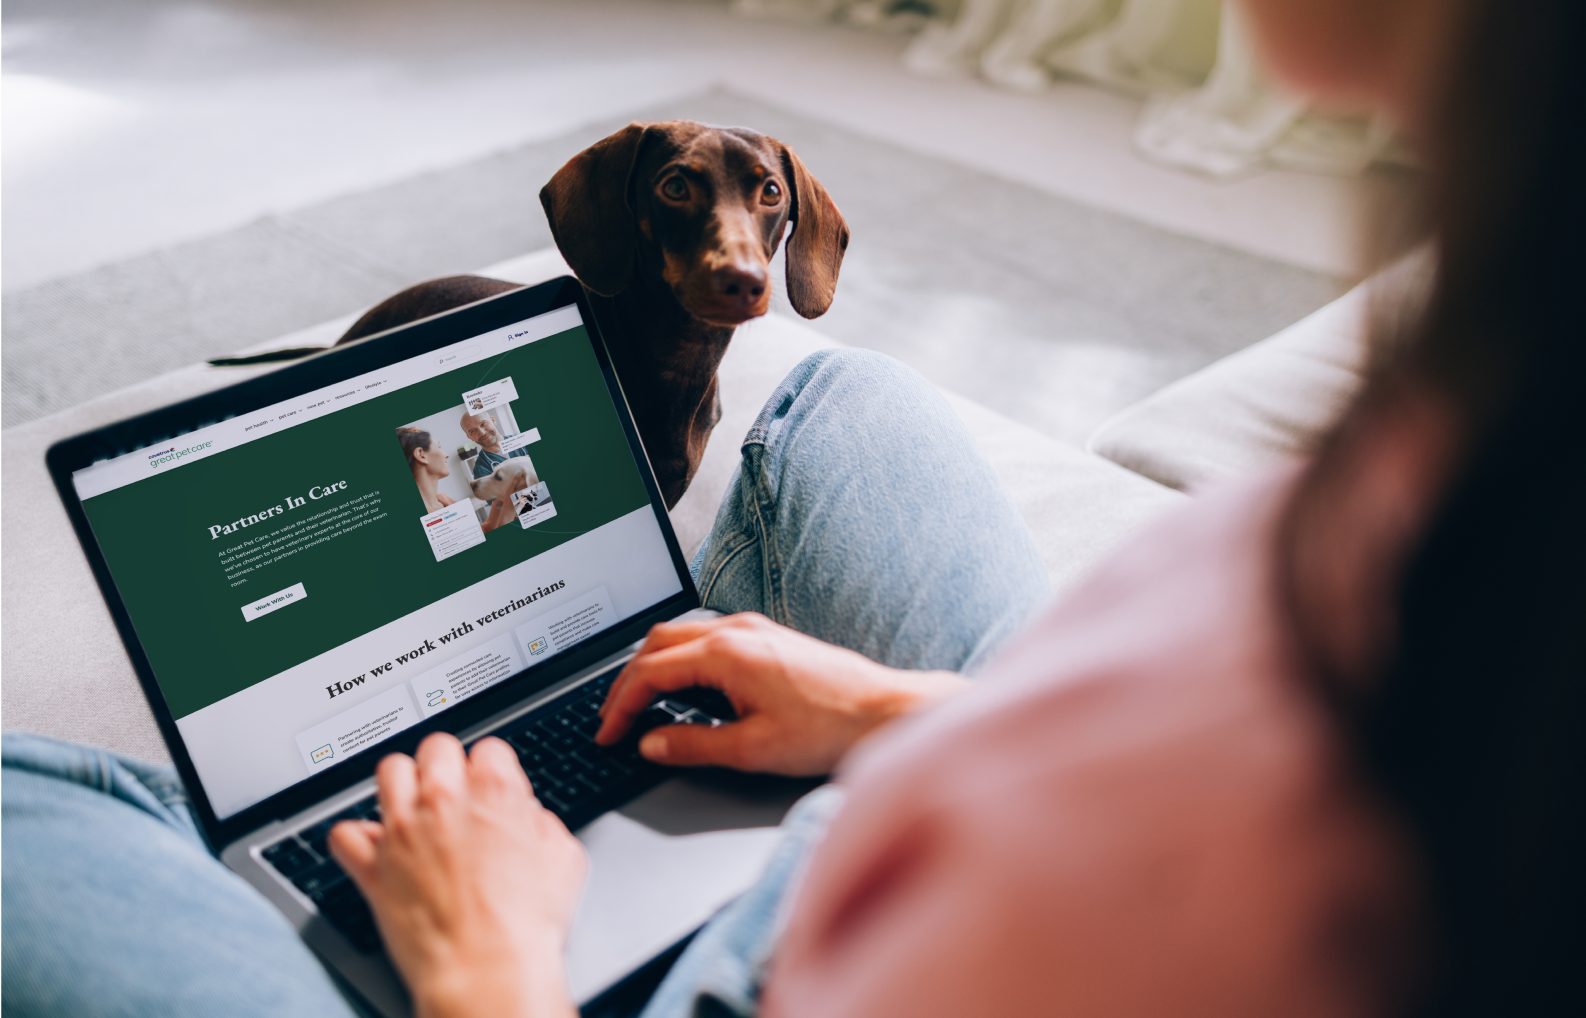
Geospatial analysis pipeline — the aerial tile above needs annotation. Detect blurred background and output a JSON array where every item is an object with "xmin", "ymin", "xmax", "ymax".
[{"xmin": 3, "ymin": 0, "xmax": 1405, "ymax": 442}]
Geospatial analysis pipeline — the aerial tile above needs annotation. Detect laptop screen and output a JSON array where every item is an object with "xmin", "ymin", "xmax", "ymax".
[{"xmin": 71, "ymin": 302, "xmax": 684, "ymax": 819}]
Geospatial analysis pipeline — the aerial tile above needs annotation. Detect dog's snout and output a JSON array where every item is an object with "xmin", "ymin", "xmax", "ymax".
[{"xmin": 712, "ymin": 261, "xmax": 767, "ymax": 300}]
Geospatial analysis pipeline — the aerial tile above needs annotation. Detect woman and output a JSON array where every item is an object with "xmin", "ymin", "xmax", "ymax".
[
  {"xmin": 327, "ymin": 0, "xmax": 1583, "ymax": 1015},
  {"xmin": 397, "ymin": 426, "xmax": 457, "ymax": 513},
  {"xmin": 4, "ymin": 0, "xmax": 1579, "ymax": 1015}
]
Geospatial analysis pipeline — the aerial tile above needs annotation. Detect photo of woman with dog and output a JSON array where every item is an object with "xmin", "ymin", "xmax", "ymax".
[
  {"xmin": 393, "ymin": 409, "xmax": 479, "ymax": 517},
  {"xmin": 395, "ymin": 427, "xmax": 458, "ymax": 514},
  {"xmin": 397, "ymin": 404, "xmax": 544, "ymax": 535}
]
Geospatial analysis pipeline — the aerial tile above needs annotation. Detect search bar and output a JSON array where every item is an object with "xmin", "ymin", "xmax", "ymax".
[{"xmin": 434, "ymin": 345, "xmax": 479, "ymax": 368}]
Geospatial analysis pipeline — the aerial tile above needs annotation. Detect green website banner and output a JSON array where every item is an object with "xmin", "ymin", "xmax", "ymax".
[{"xmin": 83, "ymin": 327, "xmax": 653, "ymax": 719}]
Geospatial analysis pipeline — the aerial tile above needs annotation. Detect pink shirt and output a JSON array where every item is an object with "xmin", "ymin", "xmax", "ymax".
[{"xmin": 764, "ymin": 472, "xmax": 1413, "ymax": 1018}]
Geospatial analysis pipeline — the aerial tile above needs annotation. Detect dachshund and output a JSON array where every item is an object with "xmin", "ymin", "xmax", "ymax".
[
  {"xmin": 541, "ymin": 120, "xmax": 849, "ymax": 508},
  {"xmin": 215, "ymin": 121, "xmax": 848, "ymax": 510}
]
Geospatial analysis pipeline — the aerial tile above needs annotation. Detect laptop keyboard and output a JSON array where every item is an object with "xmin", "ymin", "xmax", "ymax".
[{"xmin": 258, "ymin": 667, "xmax": 733, "ymax": 953}]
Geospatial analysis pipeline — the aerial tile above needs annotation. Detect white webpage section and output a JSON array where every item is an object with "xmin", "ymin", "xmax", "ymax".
[
  {"xmin": 514, "ymin": 586, "xmax": 615, "ymax": 660},
  {"xmin": 177, "ymin": 507, "xmax": 681, "ymax": 819},
  {"xmin": 72, "ymin": 304, "xmax": 584, "ymax": 500},
  {"xmin": 409, "ymin": 630, "xmax": 525, "ymax": 719},
  {"xmin": 296, "ymin": 684, "xmax": 421, "ymax": 772},
  {"xmin": 421, "ymin": 503, "xmax": 487, "ymax": 562}
]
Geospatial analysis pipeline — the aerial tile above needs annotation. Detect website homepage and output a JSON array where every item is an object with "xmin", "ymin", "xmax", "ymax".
[{"xmin": 74, "ymin": 307, "xmax": 683, "ymax": 819}]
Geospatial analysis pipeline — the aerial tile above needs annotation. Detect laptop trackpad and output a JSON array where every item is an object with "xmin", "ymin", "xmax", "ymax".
[{"xmin": 566, "ymin": 772, "xmax": 824, "ymax": 1003}]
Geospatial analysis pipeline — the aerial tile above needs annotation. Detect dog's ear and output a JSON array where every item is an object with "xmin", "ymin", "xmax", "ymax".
[
  {"xmin": 777, "ymin": 141, "xmax": 849, "ymax": 319},
  {"xmin": 540, "ymin": 123, "xmax": 653, "ymax": 296}
]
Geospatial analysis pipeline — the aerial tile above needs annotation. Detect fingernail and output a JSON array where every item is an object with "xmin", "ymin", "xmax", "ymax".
[{"xmin": 640, "ymin": 731, "xmax": 667, "ymax": 761}]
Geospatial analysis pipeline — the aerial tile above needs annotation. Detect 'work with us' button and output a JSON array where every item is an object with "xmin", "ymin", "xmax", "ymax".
[{"xmin": 242, "ymin": 582, "xmax": 307, "ymax": 622}]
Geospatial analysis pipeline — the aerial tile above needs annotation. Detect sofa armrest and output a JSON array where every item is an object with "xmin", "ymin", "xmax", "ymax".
[
  {"xmin": 1086, "ymin": 249, "xmax": 1431, "ymax": 491},
  {"xmin": 1087, "ymin": 284, "xmax": 1369, "ymax": 490}
]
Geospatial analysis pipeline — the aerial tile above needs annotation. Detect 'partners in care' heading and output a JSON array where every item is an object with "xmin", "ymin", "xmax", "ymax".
[{"xmin": 208, "ymin": 481, "xmax": 350, "ymax": 540}]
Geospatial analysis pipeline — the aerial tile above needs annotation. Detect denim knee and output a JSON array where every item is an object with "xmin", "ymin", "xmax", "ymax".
[
  {"xmin": 690, "ymin": 343, "xmax": 1049, "ymax": 671},
  {"xmin": 2, "ymin": 732, "xmax": 203, "ymax": 845},
  {"xmin": 744, "ymin": 347, "xmax": 934, "ymax": 453}
]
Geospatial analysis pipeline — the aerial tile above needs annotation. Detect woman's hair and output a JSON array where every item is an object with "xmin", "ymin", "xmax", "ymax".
[
  {"xmin": 1283, "ymin": 0, "xmax": 1584, "ymax": 1014},
  {"xmin": 396, "ymin": 427, "xmax": 436, "ymax": 472}
]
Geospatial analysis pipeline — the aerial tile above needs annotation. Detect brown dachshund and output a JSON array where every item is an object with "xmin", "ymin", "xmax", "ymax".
[
  {"xmin": 541, "ymin": 120, "xmax": 849, "ymax": 508},
  {"xmin": 219, "ymin": 121, "xmax": 848, "ymax": 510}
]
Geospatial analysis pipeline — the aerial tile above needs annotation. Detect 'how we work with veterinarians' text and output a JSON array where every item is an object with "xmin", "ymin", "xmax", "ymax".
[{"xmin": 324, "ymin": 580, "xmax": 567, "ymax": 699}]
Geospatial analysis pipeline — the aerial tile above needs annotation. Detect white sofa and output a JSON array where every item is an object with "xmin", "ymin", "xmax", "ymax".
[{"xmin": 0, "ymin": 247, "xmax": 1373, "ymax": 1000}]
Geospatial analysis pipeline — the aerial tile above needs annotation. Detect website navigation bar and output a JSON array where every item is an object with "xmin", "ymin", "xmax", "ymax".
[{"xmin": 72, "ymin": 304, "xmax": 582, "ymax": 500}]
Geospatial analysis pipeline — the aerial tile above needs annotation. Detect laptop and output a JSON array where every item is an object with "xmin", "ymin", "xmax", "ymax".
[{"xmin": 46, "ymin": 277, "xmax": 748, "ymax": 1015}]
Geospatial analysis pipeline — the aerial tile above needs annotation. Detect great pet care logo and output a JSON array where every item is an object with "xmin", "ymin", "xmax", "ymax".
[{"xmin": 147, "ymin": 440, "xmax": 214, "ymax": 470}]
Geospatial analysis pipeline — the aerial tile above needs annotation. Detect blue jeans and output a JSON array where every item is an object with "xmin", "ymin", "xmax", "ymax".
[
  {"xmin": 692, "ymin": 349, "xmax": 1049, "ymax": 674},
  {"xmin": 2, "ymin": 734, "xmax": 362, "ymax": 1017},
  {"xmin": 3, "ymin": 349, "xmax": 1049, "ymax": 1017}
]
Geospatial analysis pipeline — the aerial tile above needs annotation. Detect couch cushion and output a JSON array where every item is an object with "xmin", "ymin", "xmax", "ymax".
[
  {"xmin": 1, "ymin": 251, "xmax": 1181, "ymax": 760},
  {"xmin": 1086, "ymin": 282, "xmax": 1370, "ymax": 491},
  {"xmin": 1085, "ymin": 250, "xmax": 1433, "ymax": 491}
]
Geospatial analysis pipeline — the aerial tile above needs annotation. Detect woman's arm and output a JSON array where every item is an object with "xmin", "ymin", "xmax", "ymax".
[
  {"xmin": 595, "ymin": 613, "xmax": 970, "ymax": 775},
  {"xmin": 330, "ymin": 735, "xmax": 585, "ymax": 1018}
]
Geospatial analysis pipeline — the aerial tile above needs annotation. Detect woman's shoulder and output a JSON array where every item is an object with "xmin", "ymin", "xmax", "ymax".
[{"xmin": 769, "ymin": 468, "xmax": 1410, "ymax": 1017}]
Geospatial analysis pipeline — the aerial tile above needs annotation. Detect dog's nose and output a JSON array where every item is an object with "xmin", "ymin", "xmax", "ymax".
[{"xmin": 712, "ymin": 261, "xmax": 767, "ymax": 303}]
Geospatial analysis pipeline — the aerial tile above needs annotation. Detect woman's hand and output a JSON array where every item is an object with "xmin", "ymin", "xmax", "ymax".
[
  {"xmin": 329, "ymin": 734, "xmax": 585, "ymax": 1018},
  {"xmin": 595, "ymin": 613, "xmax": 969, "ymax": 776}
]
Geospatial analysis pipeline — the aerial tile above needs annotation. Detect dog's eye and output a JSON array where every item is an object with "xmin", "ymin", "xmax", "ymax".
[
  {"xmin": 661, "ymin": 176, "xmax": 689, "ymax": 201},
  {"xmin": 761, "ymin": 180, "xmax": 782, "ymax": 205}
]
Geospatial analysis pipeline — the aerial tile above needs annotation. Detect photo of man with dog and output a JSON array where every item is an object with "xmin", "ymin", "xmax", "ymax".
[{"xmin": 460, "ymin": 406, "xmax": 539, "ymax": 533}]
